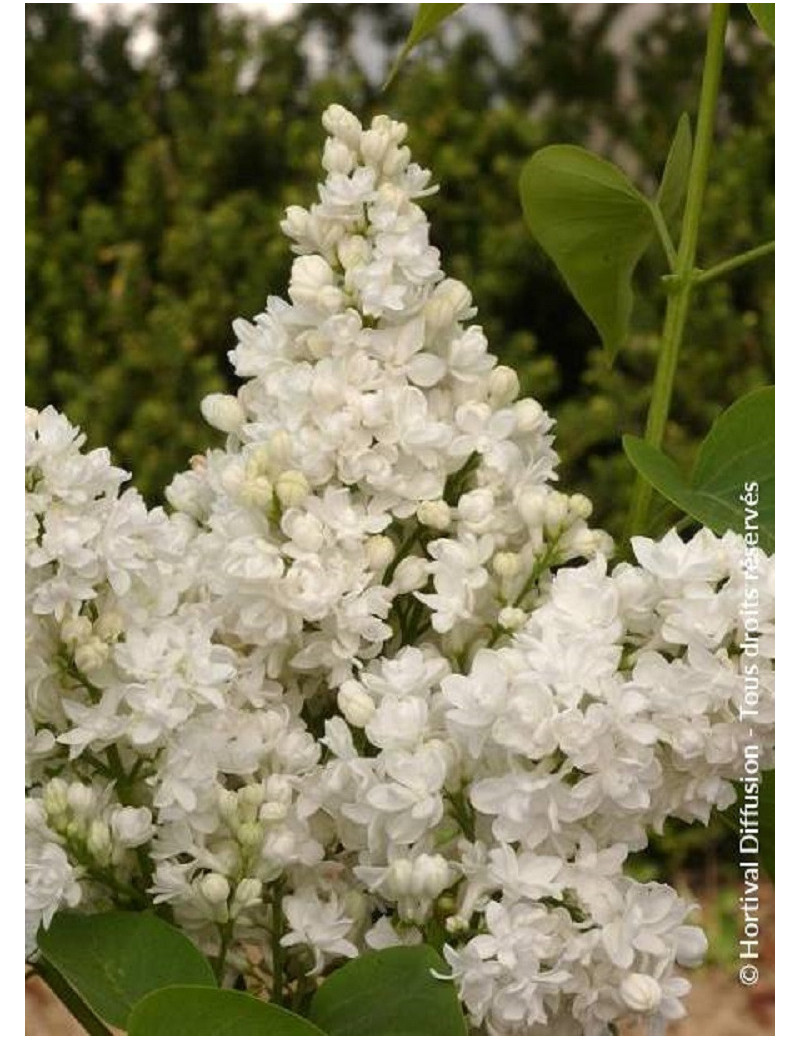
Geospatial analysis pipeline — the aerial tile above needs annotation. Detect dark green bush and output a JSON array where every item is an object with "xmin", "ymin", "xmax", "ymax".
[{"xmin": 26, "ymin": 3, "xmax": 773, "ymax": 541}]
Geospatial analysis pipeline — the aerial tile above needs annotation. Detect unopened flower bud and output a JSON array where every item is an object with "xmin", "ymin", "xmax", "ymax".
[
  {"xmin": 110, "ymin": 806, "xmax": 153, "ymax": 848},
  {"xmin": 259, "ymin": 801, "xmax": 288, "ymax": 823},
  {"xmin": 338, "ymin": 681, "xmax": 375, "ymax": 728},
  {"xmin": 322, "ymin": 137, "xmax": 355, "ymax": 175},
  {"xmin": 240, "ymin": 474, "xmax": 274, "ymax": 510},
  {"xmin": 213, "ymin": 841, "xmax": 243, "ymax": 876},
  {"xmin": 95, "ymin": 611, "xmax": 124, "ymax": 642},
  {"xmin": 568, "ymin": 528, "xmax": 608, "ymax": 558},
  {"xmin": 424, "ymin": 279, "xmax": 474, "ymax": 331},
  {"xmin": 199, "ymin": 872, "xmax": 231, "ymax": 906},
  {"xmin": 61, "ymin": 616, "xmax": 92, "ymax": 647},
  {"xmin": 283, "ymin": 512, "xmax": 324, "ymax": 553},
  {"xmin": 275, "ymin": 470, "xmax": 310, "ymax": 509},
  {"xmin": 458, "ymin": 488, "xmax": 493, "ymax": 524},
  {"xmin": 238, "ymin": 783, "xmax": 264, "ymax": 814},
  {"xmin": 65, "ymin": 819, "xmax": 85, "ymax": 842},
  {"xmin": 391, "ymin": 556, "xmax": 428, "ymax": 594},
  {"xmin": 568, "ymin": 493, "xmax": 593, "ymax": 520},
  {"xmin": 371, "ymin": 113, "xmax": 407, "ymax": 146},
  {"xmin": 386, "ymin": 858, "xmax": 414, "ymax": 896},
  {"xmin": 232, "ymin": 878, "xmax": 263, "ymax": 914},
  {"xmin": 514, "ymin": 398, "xmax": 545, "ymax": 432},
  {"xmin": 265, "ymin": 775, "xmax": 293, "ymax": 805},
  {"xmin": 544, "ymin": 493, "xmax": 569, "ymax": 534},
  {"xmin": 74, "ymin": 636, "xmax": 109, "ymax": 674},
  {"xmin": 43, "ymin": 778, "xmax": 69, "ymax": 820},
  {"xmin": 165, "ymin": 472, "xmax": 207, "ymax": 519},
  {"xmin": 411, "ymin": 854, "xmax": 452, "ymax": 898},
  {"xmin": 218, "ymin": 789, "xmax": 239, "ymax": 823},
  {"xmin": 338, "ymin": 235, "xmax": 371, "ymax": 270},
  {"xmin": 342, "ymin": 889, "xmax": 368, "ymax": 925},
  {"xmin": 366, "ymin": 535, "xmax": 395, "ymax": 572},
  {"xmin": 66, "ymin": 783, "xmax": 94, "ymax": 816},
  {"xmin": 382, "ymin": 144, "xmax": 411, "ymax": 177},
  {"xmin": 492, "ymin": 552, "xmax": 522, "ymax": 580},
  {"xmin": 360, "ymin": 126, "xmax": 392, "ymax": 166},
  {"xmin": 220, "ymin": 460, "xmax": 245, "ymax": 499},
  {"xmin": 281, "ymin": 205, "xmax": 311, "ymax": 242},
  {"xmin": 266, "ymin": 430, "xmax": 293, "ymax": 470},
  {"xmin": 620, "ymin": 973, "xmax": 662, "ymax": 1013},
  {"xmin": 488, "ymin": 366, "xmax": 520, "ymax": 407},
  {"xmin": 675, "ymin": 926, "xmax": 708, "ymax": 968},
  {"xmin": 322, "ymin": 104, "xmax": 363, "ymax": 148},
  {"xmin": 417, "ymin": 500, "xmax": 451, "ymax": 531},
  {"xmin": 201, "ymin": 393, "xmax": 246, "ymax": 435},
  {"xmin": 263, "ymin": 829, "xmax": 298, "ymax": 863},
  {"xmin": 498, "ymin": 606, "xmax": 527, "ymax": 631},
  {"xmin": 87, "ymin": 820, "xmax": 112, "ymax": 864},
  {"xmin": 237, "ymin": 821, "xmax": 265, "ymax": 849},
  {"xmin": 517, "ymin": 488, "xmax": 547, "ymax": 527},
  {"xmin": 289, "ymin": 255, "xmax": 338, "ymax": 310}
]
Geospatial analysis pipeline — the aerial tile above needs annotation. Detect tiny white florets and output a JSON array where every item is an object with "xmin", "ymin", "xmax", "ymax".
[{"xmin": 25, "ymin": 105, "xmax": 774, "ymax": 1035}]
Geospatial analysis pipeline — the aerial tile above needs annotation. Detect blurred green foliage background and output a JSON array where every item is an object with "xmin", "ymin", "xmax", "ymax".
[{"xmin": 25, "ymin": 2, "xmax": 774, "ymax": 536}]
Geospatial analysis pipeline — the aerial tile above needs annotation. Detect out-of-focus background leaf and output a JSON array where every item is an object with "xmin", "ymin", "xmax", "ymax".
[{"xmin": 25, "ymin": 3, "xmax": 774, "ymax": 536}]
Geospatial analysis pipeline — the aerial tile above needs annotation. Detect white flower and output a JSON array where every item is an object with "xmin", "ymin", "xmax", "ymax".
[
  {"xmin": 620, "ymin": 972, "xmax": 662, "ymax": 1012},
  {"xmin": 110, "ymin": 806, "xmax": 154, "ymax": 848},
  {"xmin": 281, "ymin": 888, "xmax": 358, "ymax": 974},
  {"xmin": 25, "ymin": 843, "xmax": 82, "ymax": 930},
  {"xmin": 201, "ymin": 393, "xmax": 246, "ymax": 435},
  {"xmin": 25, "ymin": 105, "xmax": 775, "ymax": 1035}
]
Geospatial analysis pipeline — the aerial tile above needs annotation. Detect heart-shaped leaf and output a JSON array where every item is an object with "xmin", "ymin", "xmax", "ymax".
[
  {"xmin": 748, "ymin": 4, "xmax": 775, "ymax": 43},
  {"xmin": 385, "ymin": 4, "xmax": 464, "ymax": 87},
  {"xmin": 309, "ymin": 945, "xmax": 467, "ymax": 1035},
  {"xmin": 128, "ymin": 986, "xmax": 326, "ymax": 1035},
  {"xmin": 36, "ymin": 911, "xmax": 216, "ymax": 1029},
  {"xmin": 520, "ymin": 145, "xmax": 655, "ymax": 360},
  {"xmin": 657, "ymin": 113, "xmax": 692, "ymax": 226},
  {"xmin": 623, "ymin": 386, "xmax": 774, "ymax": 550}
]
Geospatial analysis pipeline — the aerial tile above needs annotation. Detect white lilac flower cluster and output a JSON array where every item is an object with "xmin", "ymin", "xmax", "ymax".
[{"xmin": 25, "ymin": 105, "xmax": 775, "ymax": 1035}]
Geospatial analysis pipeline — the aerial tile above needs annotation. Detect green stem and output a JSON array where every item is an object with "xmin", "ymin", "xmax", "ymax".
[
  {"xmin": 650, "ymin": 202, "xmax": 678, "ymax": 270},
  {"xmin": 696, "ymin": 239, "xmax": 775, "ymax": 284},
  {"xmin": 36, "ymin": 956, "xmax": 112, "ymax": 1035},
  {"xmin": 382, "ymin": 524, "xmax": 420, "ymax": 586},
  {"xmin": 213, "ymin": 921, "xmax": 233, "ymax": 985},
  {"xmin": 270, "ymin": 878, "xmax": 286, "ymax": 1006},
  {"xmin": 626, "ymin": 3, "xmax": 729, "ymax": 538}
]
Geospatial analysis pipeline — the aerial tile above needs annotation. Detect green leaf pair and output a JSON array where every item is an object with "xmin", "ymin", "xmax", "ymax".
[
  {"xmin": 623, "ymin": 386, "xmax": 774, "ymax": 550},
  {"xmin": 519, "ymin": 113, "xmax": 691, "ymax": 361},
  {"xmin": 36, "ymin": 912, "xmax": 467, "ymax": 1035}
]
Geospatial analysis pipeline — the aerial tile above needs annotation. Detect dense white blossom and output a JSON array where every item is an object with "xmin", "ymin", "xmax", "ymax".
[{"xmin": 25, "ymin": 105, "xmax": 775, "ymax": 1035}]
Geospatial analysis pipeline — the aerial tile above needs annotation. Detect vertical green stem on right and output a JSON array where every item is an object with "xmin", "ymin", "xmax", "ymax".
[{"xmin": 626, "ymin": 3, "xmax": 730, "ymax": 538}]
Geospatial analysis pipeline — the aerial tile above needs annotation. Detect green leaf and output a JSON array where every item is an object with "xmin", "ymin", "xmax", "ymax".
[
  {"xmin": 385, "ymin": 4, "xmax": 464, "ymax": 87},
  {"xmin": 36, "ymin": 911, "xmax": 216, "ymax": 1029},
  {"xmin": 657, "ymin": 113, "xmax": 692, "ymax": 226},
  {"xmin": 309, "ymin": 945, "xmax": 467, "ymax": 1035},
  {"xmin": 519, "ymin": 145, "xmax": 655, "ymax": 360},
  {"xmin": 128, "ymin": 986, "xmax": 326, "ymax": 1036},
  {"xmin": 623, "ymin": 386, "xmax": 775, "ymax": 550},
  {"xmin": 748, "ymin": 4, "xmax": 775, "ymax": 43}
]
